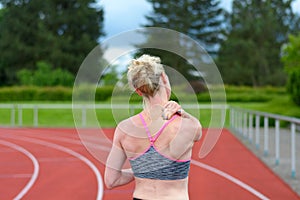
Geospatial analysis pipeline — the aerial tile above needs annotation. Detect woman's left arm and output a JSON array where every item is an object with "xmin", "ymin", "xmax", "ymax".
[{"xmin": 104, "ymin": 126, "xmax": 134, "ymax": 189}]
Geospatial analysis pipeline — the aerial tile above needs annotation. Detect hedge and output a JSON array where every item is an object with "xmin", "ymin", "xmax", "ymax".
[
  {"xmin": 0, "ymin": 85, "xmax": 286, "ymax": 103},
  {"xmin": 0, "ymin": 86, "xmax": 114, "ymax": 102}
]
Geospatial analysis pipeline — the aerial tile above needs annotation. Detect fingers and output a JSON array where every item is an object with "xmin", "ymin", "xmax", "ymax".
[{"xmin": 162, "ymin": 101, "xmax": 181, "ymax": 120}]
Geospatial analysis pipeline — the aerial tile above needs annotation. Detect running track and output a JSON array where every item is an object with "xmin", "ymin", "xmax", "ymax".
[{"xmin": 0, "ymin": 128, "xmax": 299, "ymax": 200}]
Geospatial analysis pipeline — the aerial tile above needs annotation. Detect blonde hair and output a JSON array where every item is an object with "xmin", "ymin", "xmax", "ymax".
[{"xmin": 127, "ymin": 54, "xmax": 165, "ymax": 97}]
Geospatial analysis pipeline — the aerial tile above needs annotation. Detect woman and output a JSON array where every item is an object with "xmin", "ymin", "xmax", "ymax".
[{"xmin": 105, "ymin": 54, "xmax": 202, "ymax": 200}]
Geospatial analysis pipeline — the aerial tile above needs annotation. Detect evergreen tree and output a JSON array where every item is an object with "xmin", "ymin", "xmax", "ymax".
[
  {"xmin": 144, "ymin": 0, "xmax": 225, "ymax": 55},
  {"xmin": 217, "ymin": 0, "xmax": 299, "ymax": 86},
  {"xmin": 137, "ymin": 0, "xmax": 225, "ymax": 86},
  {"xmin": 0, "ymin": 0, "xmax": 105, "ymax": 86}
]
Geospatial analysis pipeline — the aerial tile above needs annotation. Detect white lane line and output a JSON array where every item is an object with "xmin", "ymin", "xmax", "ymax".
[
  {"xmin": 28, "ymin": 134, "xmax": 111, "ymax": 152},
  {"xmin": 0, "ymin": 140, "xmax": 40, "ymax": 200},
  {"xmin": 0, "ymin": 135, "xmax": 103, "ymax": 200},
  {"xmin": 2, "ymin": 129, "xmax": 269, "ymax": 200},
  {"xmin": 29, "ymin": 133, "xmax": 270, "ymax": 200},
  {"xmin": 191, "ymin": 160, "xmax": 270, "ymax": 200},
  {"xmin": 0, "ymin": 174, "xmax": 32, "ymax": 179}
]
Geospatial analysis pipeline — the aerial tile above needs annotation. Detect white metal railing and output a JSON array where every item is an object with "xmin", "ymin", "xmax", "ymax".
[
  {"xmin": 0, "ymin": 103, "xmax": 228, "ymax": 128},
  {"xmin": 230, "ymin": 107, "xmax": 300, "ymax": 179}
]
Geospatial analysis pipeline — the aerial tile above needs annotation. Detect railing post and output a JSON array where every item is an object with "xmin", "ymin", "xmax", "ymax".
[
  {"xmin": 232, "ymin": 108, "xmax": 236, "ymax": 130},
  {"xmin": 234, "ymin": 110, "xmax": 239, "ymax": 131},
  {"xmin": 11, "ymin": 104, "xmax": 15, "ymax": 127},
  {"xmin": 255, "ymin": 115, "xmax": 260, "ymax": 149},
  {"xmin": 243, "ymin": 112, "xmax": 248, "ymax": 139},
  {"xmin": 264, "ymin": 117, "xmax": 269, "ymax": 156},
  {"xmin": 18, "ymin": 104, "xmax": 23, "ymax": 127},
  {"xmin": 229, "ymin": 108, "xmax": 232, "ymax": 128},
  {"xmin": 130, "ymin": 105, "xmax": 135, "ymax": 116},
  {"xmin": 221, "ymin": 108, "xmax": 226, "ymax": 127},
  {"xmin": 238, "ymin": 111, "xmax": 242, "ymax": 134},
  {"xmin": 82, "ymin": 106, "xmax": 87, "ymax": 127},
  {"xmin": 291, "ymin": 123, "xmax": 296, "ymax": 178},
  {"xmin": 248, "ymin": 114, "xmax": 253, "ymax": 143},
  {"xmin": 235, "ymin": 109, "xmax": 238, "ymax": 131},
  {"xmin": 34, "ymin": 105, "xmax": 38, "ymax": 127},
  {"xmin": 275, "ymin": 119, "xmax": 280, "ymax": 165}
]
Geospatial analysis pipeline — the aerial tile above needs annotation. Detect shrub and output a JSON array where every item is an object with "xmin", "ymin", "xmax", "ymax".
[
  {"xmin": 287, "ymin": 69, "xmax": 300, "ymax": 105},
  {"xmin": 281, "ymin": 33, "xmax": 300, "ymax": 106},
  {"xmin": 17, "ymin": 61, "xmax": 74, "ymax": 87}
]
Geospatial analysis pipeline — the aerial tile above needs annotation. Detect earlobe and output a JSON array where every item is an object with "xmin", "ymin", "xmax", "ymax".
[{"xmin": 136, "ymin": 89, "xmax": 143, "ymax": 96}]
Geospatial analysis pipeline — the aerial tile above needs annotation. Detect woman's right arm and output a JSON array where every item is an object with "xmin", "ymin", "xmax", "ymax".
[{"xmin": 104, "ymin": 126, "xmax": 134, "ymax": 189}]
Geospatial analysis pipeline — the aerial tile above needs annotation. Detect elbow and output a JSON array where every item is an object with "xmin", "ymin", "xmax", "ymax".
[
  {"xmin": 105, "ymin": 183, "xmax": 114, "ymax": 190},
  {"xmin": 104, "ymin": 170, "xmax": 117, "ymax": 189},
  {"xmin": 104, "ymin": 177, "xmax": 116, "ymax": 190}
]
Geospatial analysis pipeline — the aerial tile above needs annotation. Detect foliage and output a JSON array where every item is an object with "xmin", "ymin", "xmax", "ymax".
[
  {"xmin": 0, "ymin": 0, "xmax": 105, "ymax": 86},
  {"xmin": 0, "ymin": 85, "xmax": 286, "ymax": 104},
  {"xmin": 144, "ymin": 0, "xmax": 225, "ymax": 55},
  {"xmin": 99, "ymin": 65, "xmax": 121, "ymax": 86},
  {"xmin": 17, "ymin": 61, "xmax": 74, "ymax": 87},
  {"xmin": 0, "ymin": 86, "xmax": 115, "ymax": 101},
  {"xmin": 135, "ymin": 0, "xmax": 225, "ymax": 84},
  {"xmin": 281, "ymin": 33, "xmax": 300, "ymax": 105},
  {"xmin": 0, "ymin": 86, "xmax": 72, "ymax": 101},
  {"xmin": 217, "ymin": 0, "xmax": 299, "ymax": 86}
]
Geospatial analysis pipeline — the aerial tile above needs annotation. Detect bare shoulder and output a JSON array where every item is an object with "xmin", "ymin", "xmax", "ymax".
[
  {"xmin": 114, "ymin": 115, "xmax": 142, "ymax": 139},
  {"xmin": 179, "ymin": 115, "xmax": 202, "ymax": 142}
]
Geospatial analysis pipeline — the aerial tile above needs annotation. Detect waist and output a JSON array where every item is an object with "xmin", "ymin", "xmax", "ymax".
[{"xmin": 133, "ymin": 177, "xmax": 189, "ymax": 200}]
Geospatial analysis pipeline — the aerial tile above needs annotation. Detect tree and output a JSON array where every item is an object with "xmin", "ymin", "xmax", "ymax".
[
  {"xmin": 136, "ymin": 0, "xmax": 225, "ymax": 87},
  {"xmin": 281, "ymin": 33, "xmax": 300, "ymax": 105},
  {"xmin": 144, "ymin": 0, "xmax": 225, "ymax": 55},
  {"xmin": 0, "ymin": 0, "xmax": 105, "ymax": 86},
  {"xmin": 217, "ymin": 0, "xmax": 299, "ymax": 86}
]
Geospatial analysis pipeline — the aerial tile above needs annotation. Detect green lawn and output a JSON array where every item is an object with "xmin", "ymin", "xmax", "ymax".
[
  {"xmin": 0, "ymin": 89, "xmax": 299, "ymax": 128},
  {"xmin": 229, "ymin": 95, "xmax": 300, "ymax": 119},
  {"xmin": 0, "ymin": 103, "xmax": 225, "ymax": 128}
]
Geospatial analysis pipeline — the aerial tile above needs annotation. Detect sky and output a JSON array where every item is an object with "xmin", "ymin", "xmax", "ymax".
[{"xmin": 99, "ymin": 0, "xmax": 300, "ymax": 40}]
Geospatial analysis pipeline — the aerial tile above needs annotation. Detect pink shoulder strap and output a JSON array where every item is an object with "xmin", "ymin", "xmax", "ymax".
[
  {"xmin": 139, "ymin": 113, "xmax": 179, "ymax": 144},
  {"xmin": 139, "ymin": 113, "xmax": 152, "ymax": 140},
  {"xmin": 152, "ymin": 114, "xmax": 178, "ymax": 142}
]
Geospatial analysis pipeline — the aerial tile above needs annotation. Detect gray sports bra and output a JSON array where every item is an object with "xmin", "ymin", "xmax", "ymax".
[{"xmin": 128, "ymin": 114, "xmax": 191, "ymax": 180}]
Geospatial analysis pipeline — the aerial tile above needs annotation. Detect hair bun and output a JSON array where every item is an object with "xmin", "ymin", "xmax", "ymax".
[{"xmin": 127, "ymin": 54, "xmax": 165, "ymax": 97}]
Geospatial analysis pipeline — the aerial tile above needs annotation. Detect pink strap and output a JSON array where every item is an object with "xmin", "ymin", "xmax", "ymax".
[
  {"xmin": 152, "ymin": 114, "xmax": 178, "ymax": 142},
  {"xmin": 139, "ymin": 114, "xmax": 152, "ymax": 141},
  {"xmin": 139, "ymin": 113, "xmax": 179, "ymax": 144}
]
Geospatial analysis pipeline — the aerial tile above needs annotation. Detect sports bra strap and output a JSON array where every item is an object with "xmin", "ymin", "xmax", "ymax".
[
  {"xmin": 138, "ymin": 113, "xmax": 152, "ymax": 140},
  {"xmin": 139, "ymin": 113, "xmax": 179, "ymax": 144}
]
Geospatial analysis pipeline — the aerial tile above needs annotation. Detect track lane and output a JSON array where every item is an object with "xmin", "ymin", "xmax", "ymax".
[
  {"xmin": 0, "ymin": 140, "xmax": 39, "ymax": 200},
  {"xmin": 0, "ymin": 128, "xmax": 299, "ymax": 200},
  {"xmin": 0, "ymin": 132, "xmax": 103, "ymax": 200}
]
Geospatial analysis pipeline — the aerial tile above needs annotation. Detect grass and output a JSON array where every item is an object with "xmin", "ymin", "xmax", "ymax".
[
  {"xmin": 0, "ymin": 86, "xmax": 299, "ymax": 128},
  {"xmin": 0, "ymin": 102, "xmax": 224, "ymax": 128},
  {"xmin": 229, "ymin": 95, "xmax": 300, "ymax": 119}
]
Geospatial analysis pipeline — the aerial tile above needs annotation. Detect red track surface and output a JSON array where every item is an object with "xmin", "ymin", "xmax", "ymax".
[{"xmin": 0, "ymin": 128, "xmax": 299, "ymax": 200}]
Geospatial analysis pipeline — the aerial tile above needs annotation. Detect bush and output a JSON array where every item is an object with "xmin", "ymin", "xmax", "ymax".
[
  {"xmin": 17, "ymin": 61, "xmax": 74, "ymax": 87},
  {"xmin": 281, "ymin": 33, "xmax": 300, "ymax": 106},
  {"xmin": 95, "ymin": 86, "xmax": 114, "ymax": 101},
  {"xmin": 0, "ymin": 85, "xmax": 289, "ymax": 103},
  {"xmin": 0, "ymin": 86, "xmax": 72, "ymax": 101},
  {"xmin": 287, "ymin": 69, "xmax": 300, "ymax": 106}
]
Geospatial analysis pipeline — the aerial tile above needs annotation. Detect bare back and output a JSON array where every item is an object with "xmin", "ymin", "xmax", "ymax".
[{"xmin": 117, "ymin": 112, "xmax": 200, "ymax": 200}]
